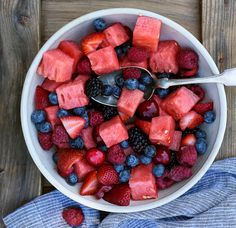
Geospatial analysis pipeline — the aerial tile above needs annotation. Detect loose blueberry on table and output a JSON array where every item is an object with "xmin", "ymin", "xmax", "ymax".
[{"xmin": 32, "ymin": 15, "xmax": 216, "ymax": 206}]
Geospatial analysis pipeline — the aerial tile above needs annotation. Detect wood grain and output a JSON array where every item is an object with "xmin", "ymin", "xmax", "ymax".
[
  {"xmin": 202, "ymin": 0, "xmax": 236, "ymax": 159},
  {"xmin": 0, "ymin": 0, "xmax": 41, "ymax": 225}
]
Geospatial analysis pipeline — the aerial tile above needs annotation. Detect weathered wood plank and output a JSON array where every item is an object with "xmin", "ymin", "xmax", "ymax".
[
  {"xmin": 0, "ymin": 0, "xmax": 41, "ymax": 225},
  {"xmin": 202, "ymin": 0, "xmax": 236, "ymax": 159}
]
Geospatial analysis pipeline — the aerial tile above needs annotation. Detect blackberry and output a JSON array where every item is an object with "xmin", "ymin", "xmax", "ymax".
[
  {"xmin": 102, "ymin": 106, "xmax": 118, "ymax": 120},
  {"xmin": 166, "ymin": 151, "xmax": 178, "ymax": 170},
  {"xmin": 128, "ymin": 127, "xmax": 150, "ymax": 153},
  {"xmin": 86, "ymin": 78, "xmax": 103, "ymax": 98}
]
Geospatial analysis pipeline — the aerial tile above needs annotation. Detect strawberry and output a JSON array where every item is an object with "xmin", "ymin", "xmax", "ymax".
[
  {"xmin": 85, "ymin": 148, "xmax": 105, "ymax": 167},
  {"xmin": 169, "ymin": 130, "xmax": 182, "ymax": 151},
  {"xmin": 77, "ymin": 58, "xmax": 93, "ymax": 75},
  {"xmin": 189, "ymin": 85, "xmax": 205, "ymax": 101},
  {"xmin": 123, "ymin": 67, "xmax": 141, "ymax": 80},
  {"xmin": 74, "ymin": 159, "xmax": 95, "ymax": 181},
  {"xmin": 62, "ymin": 207, "xmax": 84, "ymax": 226},
  {"xmin": 38, "ymin": 132, "xmax": 53, "ymax": 150},
  {"xmin": 193, "ymin": 102, "xmax": 214, "ymax": 115},
  {"xmin": 179, "ymin": 111, "xmax": 204, "ymax": 131},
  {"xmin": 103, "ymin": 184, "xmax": 131, "ymax": 206},
  {"xmin": 88, "ymin": 111, "xmax": 104, "ymax": 127},
  {"xmin": 180, "ymin": 67, "xmax": 198, "ymax": 77},
  {"xmin": 181, "ymin": 134, "xmax": 197, "ymax": 146},
  {"xmin": 35, "ymin": 86, "xmax": 50, "ymax": 110},
  {"xmin": 168, "ymin": 165, "xmax": 192, "ymax": 182},
  {"xmin": 177, "ymin": 146, "xmax": 197, "ymax": 167},
  {"xmin": 80, "ymin": 126, "xmax": 96, "ymax": 150},
  {"xmin": 80, "ymin": 170, "xmax": 99, "ymax": 195},
  {"xmin": 45, "ymin": 106, "xmax": 61, "ymax": 128},
  {"xmin": 127, "ymin": 47, "xmax": 150, "ymax": 62},
  {"xmin": 97, "ymin": 164, "xmax": 119, "ymax": 185},
  {"xmin": 60, "ymin": 116, "xmax": 86, "ymax": 139},
  {"xmin": 52, "ymin": 125, "xmax": 70, "ymax": 149},
  {"xmin": 107, "ymin": 144, "xmax": 126, "ymax": 165},
  {"xmin": 57, "ymin": 149, "xmax": 83, "ymax": 177},
  {"xmin": 134, "ymin": 118, "xmax": 151, "ymax": 135},
  {"xmin": 81, "ymin": 32, "xmax": 106, "ymax": 55},
  {"xmin": 177, "ymin": 49, "xmax": 199, "ymax": 70},
  {"xmin": 96, "ymin": 185, "xmax": 112, "ymax": 199}
]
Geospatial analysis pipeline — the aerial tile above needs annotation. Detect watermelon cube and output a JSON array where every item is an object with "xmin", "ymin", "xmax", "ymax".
[
  {"xmin": 120, "ymin": 56, "xmax": 148, "ymax": 69},
  {"xmin": 80, "ymin": 126, "xmax": 96, "ymax": 150},
  {"xmin": 104, "ymin": 23, "xmax": 129, "ymax": 47},
  {"xmin": 149, "ymin": 40, "xmax": 180, "ymax": 74},
  {"xmin": 42, "ymin": 78, "xmax": 64, "ymax": 92},
  {"xmin": 56, "ymin": 80, "xmax": 89, "ymax": 109},
  {"xmin": 149, "ymin": 116, "xmax": 175, "ymax": 146},
  {"xmin": 74, "ymin": 159, "xmax": 95, "ymax": 181},
  {"xmin": 58, "ymin": 40, "xmax": 83, "ymax": 72},
  {"xmin": 87, "ymin": 46, "xmax": 119, "ymax": 75},
  {"xmin": 45, "ymin": 106, "xmax": 61, "ymax": 128},
  {"xmin": 117, "ymin": 89, "xmax": 144, "ymax": 117},
  {"xmin": 99, "ymin": 116, "xmax": 128, "ymax": 148},
  {"xmin": 161, "ymin": 86, "xmax": 200, "ymax": 120},
  {"xmin": 129, "ymin": 164, "xmax": 157, "ymax": 200},
  {"xmin": 169, "ymin": 131, "xmax": 182, "ymax": 151},
  {"xmin": 37, "ymin": 49, "xmax": 74, "ymax": 82},
  {"xmin": 73, "ymin": 74, "xmax": 90, "ymax": 84},
  {"xmin": 133, "ymin": 16, "xmax": 162, "ymax": 52}
]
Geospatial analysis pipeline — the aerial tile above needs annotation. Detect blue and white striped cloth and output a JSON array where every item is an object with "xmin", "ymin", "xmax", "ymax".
[{"xmin": 3, "ymin": 157, "xmax": 236, "ymax": 228}]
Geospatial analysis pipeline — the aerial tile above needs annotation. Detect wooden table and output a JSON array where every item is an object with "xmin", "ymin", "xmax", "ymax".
[{"xmin": 0, "ymin": 0, "xmax": 235, "ymax": 226}]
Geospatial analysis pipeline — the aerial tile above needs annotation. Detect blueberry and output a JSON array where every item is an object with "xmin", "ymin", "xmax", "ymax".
[
  {"xmin": 57, "ymin": 109, "xmax": 69, "ymax": 118},
  {"xmin": 204, "ymin": 111, "xmax": 216, "ymax": 124},
  {"xmin": 36, "ymin": 122, "xmax": 52, "ymax": 133},
  {"xmin": 144, "ymin": 145, "xmax": 156, "ymax": 157},
  {"xmin": 73, "ymin": 107, "xmax": 86, "ymax": 116},
  {"xmin": 195, "ymin": 128, "xmax": 207, "ymax": 139},
  {"xmin": 126, "ymin": 154, "xmax": 139, "ymax": 167},
  {"xmin": 140, "ymin": 155, "xmax": 152, "ymax": 165},
  {"xmin": 113, "ymin": 85, "xmax": 121, "ymax": 98},
  {"xmin": 138, "ymin": 83, "xmax": 146, "ymax": 92},
  {"xmin": 195, "ymin": 138, "xmax": 208, "ymax": 154},
  {"xmin": 102, "ymin": 84, "xmax": 113, "ymax": 96},
  {"xmin": 139, "ymin": 73, "xmax": 153, "ymax": 85},
  {"xmin": 119, "ymin": 169, "xmax": 131, "ymax": 183},
  {"xmin": 157, "ymin": 72, "xmax": 173, "ymax": 79},
  {"xmin": 81, "ymin": 111, "xmax": 89, "ymax": 128},
  {"xmin": 66, "ymin": 173, "xmax": 78, "ymax": 186},
  {"xmin": 115, "ymin": 75, "xmax": 124, "ymax": 88},
  {"xmin": 121, "ymin": 42, "xmax": 131, "ymax": 54},
  {"xmin": 31, "ymin": 110, "xmax": 46, "ymax": 124},
  {"xmin": 98, "ymin": 144, "xmax": 108, "ymax": 152},
  {"xmin": 120, "ymin": 140, "xmax": 129, "ymax": 149},
  {"xmin": 52, "ymin": 152, "xmax": 58, "ymax": 164},
  {"xmin": 154, "ymin": 88, "xmax": 170, "ymax": 98},
  {"xmin": 114, "ymin": 164, "xmax": 124, "ymax": 173},
  {"xmin": 70, "ymin": 136, "xmax": 84, "ymax": 149},
  {"xmin": 48, "ymin": 92, "xmax": 58, "ymax": 105},
  {"xmin": 93, "ymin": 18, "xmax": 107, "ymax": 31},
  {"xmin": 153, "ymin": 164, "xmax": 165, "ymax": 177},
  {"xmin": 115, "ymin": 46, "xmax": 123, "ymax": 58},
  {"xmin": 124, "ymin": 78, "xmax": 139, "ymax": 90}
]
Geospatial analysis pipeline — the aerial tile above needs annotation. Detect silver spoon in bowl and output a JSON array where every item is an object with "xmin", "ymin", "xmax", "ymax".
[{"xmin": 92, "ymin": 66, "xmax": 236, "ymax": 107}]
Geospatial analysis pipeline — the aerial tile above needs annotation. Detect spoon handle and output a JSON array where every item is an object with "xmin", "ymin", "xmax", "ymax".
[{"xmin": 161, "ymin": 68, "xmax": 236, "ymax": 88}]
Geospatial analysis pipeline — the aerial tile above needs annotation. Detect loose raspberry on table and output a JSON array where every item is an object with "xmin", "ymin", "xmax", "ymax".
[
  {"xmin": 107, "ymin": 144, "xmax": 126, "ymax": 165},
  {"xmin": 62, "ymin": 207, "xmax": 84, "ymax": 226}
]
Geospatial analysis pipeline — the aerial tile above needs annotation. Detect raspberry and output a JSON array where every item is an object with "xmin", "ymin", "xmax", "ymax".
[
  {"xmin": 123, "ymin": 68, "xmax": 141, "ymax": 80},
  {"xmin": 193, "ymin": 102, "xmax": 213, "ymax": 115},
  {"xmin": 52, "ymin": 125, "xmax": 70, "ymax": 148},
  {"xmin": 177, "ymin": 49, "xmax": 199, "ymax": 69},
  {"xmin": 97, "ymin": 164, "xmax": 119, "ymax": 185},
  {"xmin": 107, "ymin": 144, "xmax": 126, "ymax": 165},
  {"xmin": 168, "ymin": 165, "xmax": 192, "ymax": 182},
  {"xmin": 176, "ymin": 146, "xmax": 197, "ymax": 167},
  {"xmin": 190, "ymin": 85, "xmax": 205, "ymax": 101},
  {"xmin": 127, "ymin": 47, "xmax": 149, "ymax": 62},
  {"xmin": 38, "ymin": 132, "xmax": 53, "ymax": 150},
  {"xmin": 77, "ymin": 58, "xmax": 93, "ymax": 74},
  {"xmin": 62, "ymin": 207, "xmax": 84, "ymax": 226},
  {"xmin": 156, "ymin": 170, "xmax": 175, "ymax": 190},
  {"xmin": 88, "ymin": 111, "xmax": 104, "ymax": 127}
]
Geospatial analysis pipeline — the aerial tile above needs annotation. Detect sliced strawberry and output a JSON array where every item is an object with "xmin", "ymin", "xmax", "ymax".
[
  {"xmin": 134, "ymin": 118, "xmax": 151, "ymax": 135},
  {"xmin": 45, "ymin": 106, "xmax": 61, "ymax": 128},
  {"xmin": 193, "ymin": 102, "xmax": 214, "ymax": 115},
  {"xmin": 80, "ymin": 170, "xmax": 99, "ymax": 195},
  {"xmin": 60, "ymin": 116, "xmax": 85, "ymax": 139},
  {"xmin": 97, "ymin": 164, "xmax": 119, "ymax": 185},
  {"xmin": 35, "ymin": 86, "xmax": 50, "ymax": 110},
  {"xmin": 180, "ymin": 67, "xmax": 198, "ymax": 77},
  {"xmin": 179, "ymin": 111, "xmax": 204, "ymax": 131},
  {"xmin": 81, "ymin": 32, "xmax": 106, "ymax": 55},
  {"xmin": 80, "ymin": 127, "xmax": 96, "ymax": 150},
  {"xmin": 181, "ymin": 134, "xmax": 197, "ymax": 146},
  {"xmin": 103, "ymin": 184, "xmax": 131, "ymax": 206},
  {"xmin": 74, "ymin": 159, "xmax": 95, "ymax": 181},
  {"xmin": 96, "ymin": 185, "xmax": 113, "ymax": 199},
  {"xmin": 41, "ymin": 78, "xmax": 64, "ymax": 92}
]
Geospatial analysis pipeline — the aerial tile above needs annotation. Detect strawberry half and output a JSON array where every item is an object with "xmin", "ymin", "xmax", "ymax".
[
  {"xmin": 179, "ymin": 111, "xmax": 204, "ymax": 131},
  {"xmin": 74, "ymin": 159, "xmax": 95, "ymax": 181},
  {"xmin": 97, "ymin": 164, "xmax": 119, "ymax": 185},
  {"xmin": 181, "ymin": 134, "xmax": 197, "ymax": 146},
  {"xmin": 80, "ymin": 170, "xmax": 99, "ymax": 195},
  {"xmin": 103, "ymin": 184, "xmax": 131, "ymax": 206},
  {"xmin": 60, "ymin": 116, "xmax": 86, "ymax": 139},
  {"xmin": 35, "ymin": 86, "xmax": 50, "ymax": 110},
  {"xmin": 134, "ymin": 118, "xmax": 151, "ymax": 135},
  {"xmin": 193, "ymin": 102, "xmax": 213, "ymax": 115}
]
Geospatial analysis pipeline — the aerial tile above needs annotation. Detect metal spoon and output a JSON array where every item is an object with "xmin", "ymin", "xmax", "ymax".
[{"xmin": 92, "ymin": 66, "xmax": 236, "ymax": 107}]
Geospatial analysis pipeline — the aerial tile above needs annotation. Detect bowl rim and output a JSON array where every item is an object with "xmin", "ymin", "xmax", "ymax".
[{"xmin": 21, "ymin": 8, "xmax": 227, "ymax": 213}]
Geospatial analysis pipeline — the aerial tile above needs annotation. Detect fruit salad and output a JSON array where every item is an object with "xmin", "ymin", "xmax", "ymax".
[{"xmin": 32, "ymin": 16, "xmax": 216, "ymax": 206}]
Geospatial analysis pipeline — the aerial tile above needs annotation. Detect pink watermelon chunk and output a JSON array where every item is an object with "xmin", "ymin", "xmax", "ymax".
[
  {"xmin": 74, "ymin": 159, "xmax": 95, "ymax": 181},
  {"xmin": 104, "ymin": 23, "xmax": 129, "ymax": 47},
  {"xmin": 56, "ymin": 80, "xmax": 89, "ymax": 109},
  {"xmin": 161, "ymin": 86, "xmax": 200, "ymax": 120},
  {"xmin": 99, "ymin": 116, "xmax": 128, "ymax": 148},
  {"xmin": 87, "ymin": 46, "xmax": 119, "ymax": 75},
  {"xmin": 120, "ymin": 56, "xmax": 148, "ymax": 69},
  {"xmin": 149, "ymin": 116, "xmax": 176, "ymax": 146},
  {"xmin": 169, "ymin": 131, "xmax": 182, "ymax": 151},
  {"xmin": 41, "ymin": 78, "xmax": 64, "ymax": 92},
  {"xmin": 73, "ymin": 74, "xmax": 90, "ymax": 83},
  {"xmin": 117, "ymin": 89, "xmax": 144, "ymax": 117},
  {"xmin": 129, "ymin": 164, "xmax": 157, "ymax": 200},
  {"xmin": 149, "ymin": 40, "xmax": 180, "ymax": 74},
  {"xmin": 45, "ymin": 106, "xmax": 61, "ymax": 128},
  {"xmin": 133, "ymin": 16, "xmax": 162, "ymax": 52},
  {"xmin": 37, "ymin": 49, "xmax": 74, "ymax": 82},
  {"xmin": 80, "ymin": 126, "xmax": 96, "ymax": 150}
]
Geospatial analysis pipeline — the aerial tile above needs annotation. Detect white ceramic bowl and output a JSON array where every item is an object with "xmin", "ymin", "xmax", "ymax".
[{"xmin": 21, "ymin": 8, "xmax": 227, "ymax": 213}]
